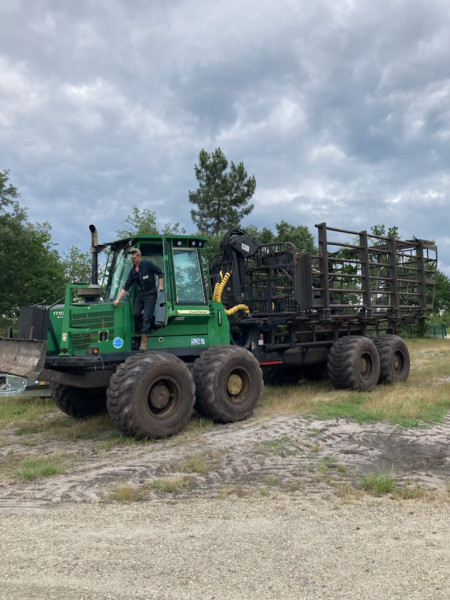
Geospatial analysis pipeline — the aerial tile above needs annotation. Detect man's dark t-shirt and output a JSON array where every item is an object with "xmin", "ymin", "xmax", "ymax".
[{"xmin": 123, "ymin": 260, "xmax": 163, "ymax": 295}]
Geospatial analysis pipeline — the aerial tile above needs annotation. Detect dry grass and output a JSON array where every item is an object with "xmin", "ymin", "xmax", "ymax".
[
  {"xmin": 0, "ymin": 396, "xmax": 57, "ymax": 427},
  {"xmin": 175, "ymin": 449, "xmax": 223, "ymax": 474},
  {"xmin": 106, "ymin": 484, "xmax": 145, "ymax": 502},
  {"xmin": 259, "ymin": 337, "xmax": 450, "ymax": 426},
  {"xmin": 149, "ymin": 475, "xmax": 189, "ymax": 493}
]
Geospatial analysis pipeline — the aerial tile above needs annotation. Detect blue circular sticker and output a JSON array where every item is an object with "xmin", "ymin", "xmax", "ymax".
[{"xmin": 113, "ymin": 337, "xmax": 124, "ymax": 349}]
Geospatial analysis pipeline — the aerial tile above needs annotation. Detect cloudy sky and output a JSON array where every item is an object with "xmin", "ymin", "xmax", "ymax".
[{"xmin": 1, "ymin": 0, "xmax": 450, "ymax": 274}]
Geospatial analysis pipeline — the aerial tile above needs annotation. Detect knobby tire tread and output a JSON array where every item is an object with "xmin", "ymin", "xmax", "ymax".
[
  {"xmin": 373, "ymin": 335, "xmax": 410, "ymax": 384},
  {"xmin": 106, "ymin": 352, "xmax": 195, "ymax": 438},
  {"xmin": 193, "ymin": 345, "xmax": 263, "ymax": 423},
  {"xmin": 327, "ymin": 336, "xmax": 380, "ymax": 391},
  {"xmin": 51, "ymin": 384, "xmax": 107, "ymax": 418}
]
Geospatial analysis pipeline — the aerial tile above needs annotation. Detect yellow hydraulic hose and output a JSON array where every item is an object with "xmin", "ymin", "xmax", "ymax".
[
  {"xmin": 213, "ymin": 272, "xmax": 250, "ymax": 316},
  {"xmin": 213, "ymin": 271, "xmax": 231, "ymax": 302},
  {"xmin": 225, "ymin": 304, "xmax": 250, "ymax": 316}
]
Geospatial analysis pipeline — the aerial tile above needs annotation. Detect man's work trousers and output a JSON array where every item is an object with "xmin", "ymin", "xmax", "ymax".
[{"xmin": 133, "ymin": 289, "xmax": 157, "ymax": 334}]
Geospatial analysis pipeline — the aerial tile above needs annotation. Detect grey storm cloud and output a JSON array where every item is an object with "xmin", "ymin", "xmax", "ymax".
[{"xmin": 1, "ymin": 0, "xmax": 450, "ymax": 273}]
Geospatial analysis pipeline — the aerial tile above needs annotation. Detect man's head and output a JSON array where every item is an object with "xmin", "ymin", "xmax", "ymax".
[{"xmin": 128, "ymin": 247, "xmax": 141, "ymax": 263}]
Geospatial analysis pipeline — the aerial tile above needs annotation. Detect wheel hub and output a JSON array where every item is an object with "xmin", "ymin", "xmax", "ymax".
[
  {"xmin": 393, "ymin": 352, "xmax": 403, "ymax": 372},
  {"xmin": 149, "ymin": 383, "xmax": 170, "ymax": 409},
  {"xmin": 226, "ymin": 373, "xmax": 243, "ymax": 396},
  {"xmin": 360, "ymin": 355, "xmax": 372, "ymax": 376}
]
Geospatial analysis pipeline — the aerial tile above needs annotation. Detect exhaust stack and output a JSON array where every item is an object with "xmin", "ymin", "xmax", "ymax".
[{"xmin": 89, "ymin": 224, "xmax": 99, "ymax": 285}]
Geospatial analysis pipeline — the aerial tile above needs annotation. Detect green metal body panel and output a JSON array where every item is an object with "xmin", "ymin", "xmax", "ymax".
[
  {"xmin": 45, "ymin": 229, "xmax": 232, "ymax": 358},
  {"xmin": 46, "ymin": 298, "xmax": 230, "ymax": 356},
  {"xmin": 46, "ymin": 307, "xmax": 64, "ymax": 355},
  {"xmin": 144, "ymin": 302, "xmax": 230, "ymax": 351},
  {"xmin": 45, "ymin": 303, "xmax": 133, "ymax": 355}
]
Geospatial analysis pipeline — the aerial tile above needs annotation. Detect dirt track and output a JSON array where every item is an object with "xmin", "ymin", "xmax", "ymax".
[
  {"xmin": 0, "ymin": 413, "xmax": 449, "ymax": 505},
  {"xmin": 0, "ymin": 411, "xmax": 449, "ymax": 599}
]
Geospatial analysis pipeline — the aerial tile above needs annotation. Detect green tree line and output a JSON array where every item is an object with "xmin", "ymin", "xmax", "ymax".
[{"xmin": 0, "ymin": 171, "xmax": 91, "ymax": 331}]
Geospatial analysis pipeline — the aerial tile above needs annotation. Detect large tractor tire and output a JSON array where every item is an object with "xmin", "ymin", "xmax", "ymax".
[
  {"xmin": 373, "ymin": 335, "xmax": 410, "ymax": 384},
  {"xmin": 327, "ymin": 336, "xmax": 380, "ymax": 391},
  {"xmin": 193, "ymin": 345, "xmax": 263, "ymax": 423},
  {"xmin": 106, "ymin": 352, "xmax": 195, "ymax": 438},
  {"xmin": 50, "ymin": 384, "xmax": 107, "ymax": 418}
]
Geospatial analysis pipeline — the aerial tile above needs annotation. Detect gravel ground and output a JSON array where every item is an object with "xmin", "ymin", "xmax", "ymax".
[
  {"xmin": 1, "ymin": 411, "xmax": 449, "ymax": 600},
  {"xmin": 1, "ymin": 492, "xmax": 449, "ymax": 600}
]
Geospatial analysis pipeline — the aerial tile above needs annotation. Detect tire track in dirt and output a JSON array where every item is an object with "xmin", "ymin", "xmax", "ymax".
[{"xmin": 0, "ymin": 414, "xmax": 448, "ymax": 507}]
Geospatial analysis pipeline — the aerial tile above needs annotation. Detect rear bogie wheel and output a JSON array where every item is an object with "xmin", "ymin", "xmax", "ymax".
[
  {"xmin": 50, "ymin": 384, "xmax": 107, "ymax": 418},
  {"xmin": 106, "ymin": 352, "xmax": 195, "ymax": 438},
  {"xmin": 193, "ymin": 345, "xmax": 263, "ymax": 423},
  {"xmin": 327, "ymin": 336, "xmax": 380, "ymax": 391},
  {"xmin": 373, "ymin": 335, "xmax": 410, "ymax": 383}
]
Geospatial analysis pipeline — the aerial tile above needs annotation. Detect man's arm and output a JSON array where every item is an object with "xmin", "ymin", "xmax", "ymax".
[
  {"xmin": 113, "ymin": 267, "xmax": 133, "ymax": 306},
  {"xmin": 113, "ymin": 288, "xmax": 127, "ymax": 306}
]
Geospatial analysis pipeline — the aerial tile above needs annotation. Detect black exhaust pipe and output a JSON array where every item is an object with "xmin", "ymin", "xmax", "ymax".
[{"xmin": 89, "ymin": 224, "xmax": 99, "ymax": 285}]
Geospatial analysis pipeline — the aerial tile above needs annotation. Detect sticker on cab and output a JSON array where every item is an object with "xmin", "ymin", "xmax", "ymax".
[
  {"xmin": 113, "ymin": 337, "xmax": 124, "ymax": 349},
  {"xmin": 191, "ymin": 337, "xmax": 206, "ymax": 346}
]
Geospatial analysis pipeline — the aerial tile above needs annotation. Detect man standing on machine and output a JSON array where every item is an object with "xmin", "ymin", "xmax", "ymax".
[{"xmin": 113, "ymin": 247, "xmax": 164, "ymax": 351}]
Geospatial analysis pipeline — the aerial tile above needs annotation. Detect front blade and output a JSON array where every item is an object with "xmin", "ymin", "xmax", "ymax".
[{"xmin": 0, "ymin": 338, "xmax": 48, "ymax": 380}]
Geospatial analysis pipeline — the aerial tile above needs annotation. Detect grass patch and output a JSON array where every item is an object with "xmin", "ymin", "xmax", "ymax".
[
  {"xmin": 0, "ymin": 397, "xmax": 57, "ymax": 427},
  {"xmin": 359, "ymin": 469, "xmax": 396, "ymax": 496},
  {"xmin": 13, "ymin": 453, "xmax": 67, "ymax": 480},
  {"xmin": 313, "ymin": 385, "xmax": 450, "ymax": 426},
  {"xmin": 150, "ymin": 475, "xmax": 189, "ymax": 494},
  {"xmin": 12, "ymin": 412, "xmax": 151, "ymax": 447},
  {"xmin": 13, "ymin": 413, "xmax": 118, "ymax": 439},
  {"xmin": 255, "ymin": 436, "xmax": 298, "ymax": 457},
  {"xmin": 316, "ymin": 455, "xmax": 345, "ymax": 474},
  {"xmin": 106, "ymin": 484, "xmax": 145, "ymax": 502},
  {"xmin": 394, "ymin": 485, "xmax": 432, "ymax": 500},
  {"xmin": 358, "ymin": 468, "xmax": 442, "ymax": 500},
  {"xmin": 175, "ymin": 450, "xmax": 222, "ymax": 474},
  {"xmin": 180, "ymin": 415, "xmax": 215, "ymax": 438}
]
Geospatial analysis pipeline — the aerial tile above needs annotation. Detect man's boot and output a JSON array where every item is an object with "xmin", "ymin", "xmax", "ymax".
[{"xmin": 139, "ymin": 334, "xmax": 148, "ymax": 352}]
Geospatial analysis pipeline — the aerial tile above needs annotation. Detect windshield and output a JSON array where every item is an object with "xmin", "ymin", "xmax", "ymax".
[
  {"xmin": 104, "ymin": 250, "xmax": 132, "ymax": 301},
  {"xmin": 173, "ymin": 248, "xmax": 207, "ymax": 304}
]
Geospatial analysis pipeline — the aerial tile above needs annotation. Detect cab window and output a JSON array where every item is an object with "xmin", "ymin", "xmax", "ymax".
[{"xmin": 173, "ymin": 248, "xmax": 207, "ymax": 304}]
